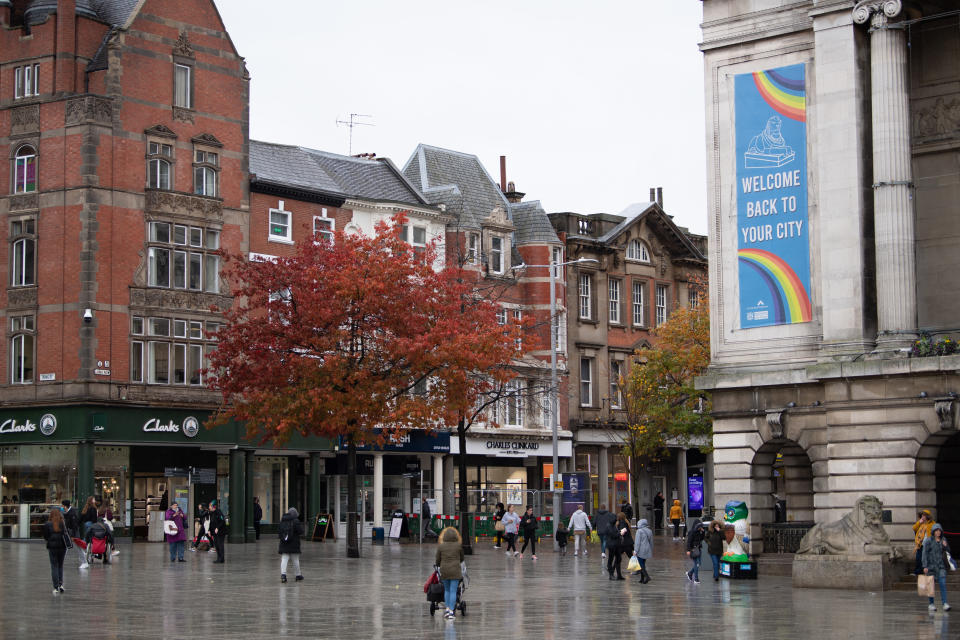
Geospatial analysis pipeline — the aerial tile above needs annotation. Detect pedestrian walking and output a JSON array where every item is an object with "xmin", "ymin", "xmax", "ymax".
[
  {"xmin": 60, "ymin": 500, "xmax": 87, "ymax": 569},
  {"xmin": 922, "ymin": 523, "xmax": 952, "ymax": 612},
  {"xmin": 606, "ymin": 512, "xmax": 632, "ymax": 580},
  {"xmin": 253, "ymin": 497, "xmax": 263, "ymax": 540},
  {"xmin": 492, "ymin": 502, "xmax": 506, "ymax": 549},
  {"xmin": 669, "ymin": 499, "xmax": 684, "ymax": 541},
  {"xmin": 519, "ymin": 506, "xmax": 539, "ymax": 559},
  {"xmin": 653, "ymin": 492, "xmax": 665, "ymax": 532},
  {"xmin": 191, "ymin": 503, "xmax": 207, "ymax": 551},
  {"xmin": 42, "ymin": 507, "xmax": 69, "ymax": 594},
  {"xmin": 279, "ymin": 508, "xmax": 305, "ymax": 583},
  {"xmin": 164, "ymin": 502, "xmax": 187, "ymax": 562},
  {"xmin": 501, "ymin": 504, "xmax": 520, "ymax": 556},
  {"xmin": 685, "ymin": 518, "xmax": 705, "ymax": 584},
  {"xmin": 421, "ymin": 499, "xmax": 433, "ymax": 542},
  {"xmin": 80, "ymin": 496, "xmax": 98, "ymax": 537},
  {"xmin": 914, "ymin": 509, "xmax": 935, "ymax": 575},
  {"xmin": 435, "ymin": 526, "xmax": 464, "ymax": 620},
  {"xmin": 621, "ymin": 500, "xmax": 634, "ymax": 523},
  {"xmin": 556, "ymin": 521, "xmax": 570, "ymax": 556},
  {"xmin": 208, "ymin": 499, "xmax": 226, "ymax": 563},
  {"xmin": 707, "ymin": 520, "xmax": 725, "ymax": 582},
  {"xmin": 595, "ymin": 504, "xmax": 616, "ymax": 561},
  {"xmin": 632, "ymin": 518, "xmax": 653, "ymax": 584},
  {"xmin": 568, "ymin": 503, "xmax": 591, "ymax": 556}
]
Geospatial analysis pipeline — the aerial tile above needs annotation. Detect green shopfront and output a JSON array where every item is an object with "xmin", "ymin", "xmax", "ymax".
[{"xmin": 0, "ymin": 406, "xmax": 333, "ymax": 543}]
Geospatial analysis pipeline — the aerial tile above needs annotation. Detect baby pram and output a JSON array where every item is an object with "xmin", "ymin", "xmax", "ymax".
[{"xmin": 425, "ymin": 565, "xmax": 468, "ymax": 617}]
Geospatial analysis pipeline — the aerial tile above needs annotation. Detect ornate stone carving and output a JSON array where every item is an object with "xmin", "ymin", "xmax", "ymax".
[
  {"xmin": 7, "ymin": 287, "xmax": 38, "ymax": 309},
  {"xmin": 144, "ymin": 190, "xmax": 223, "ymax": 220},
  {"xmin": 853, "ymin": 0, "xmax": 903, "ymax": 24},
  {"xmin": 11, "ymin": 105, "xmax": 40, "ymax": 134},
  {"xmin": 935, "ymin": 398, "xmax": 956, "ymax": 430},
  {"xmin": 797, "ymin": 495, "xmax": 901, "ymax": 558},
  {"xmin": 145, "ymin": 124, "xmax": 178, "ymax": 139},
  {"xmin": 913, "ymin": 97, "xmax": 960, "ymax": 140},
  {"xmin": 172, "ymin": 107, "xmax": 195, "ymax": 124},
  {"xmin": 129, "ymin": 287, "xmax": 233, "ymax": 313},
  {"xmin": 64, "ymin": 96, "xmax": 113, "ymax": 126},
  {"xmin": 191, "ymin": 133, "xmax": 223, "ymax": 147},
  {"xmin": 9, "ymin": 194, "xmax": 39, "ymax": 212},
  {"xmin": 766, "ymin": 410, "xmax": 785, "ymax": 439},
  {"xmin": 173, "ymin": 31, "xmax": 195, "ymax": 58}
]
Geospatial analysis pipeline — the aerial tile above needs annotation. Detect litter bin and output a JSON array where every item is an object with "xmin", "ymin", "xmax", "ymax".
[{"xmin": 371, "ymin": 527, "xmax": 385, "ymax": 543}]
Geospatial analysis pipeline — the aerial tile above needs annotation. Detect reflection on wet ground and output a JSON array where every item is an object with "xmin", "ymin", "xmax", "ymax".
[{"xmin": 0, "ymin": 534, "xmax": 951, "ymax": 639}]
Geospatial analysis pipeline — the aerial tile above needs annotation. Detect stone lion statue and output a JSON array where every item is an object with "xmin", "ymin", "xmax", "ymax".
[
  {"xmin": 796, "ymin": 495, "xmax": 901, "ymax": 558},
  {"xmin": 748, "ymin": 115, "xmax": 793, "ymax": 155}
]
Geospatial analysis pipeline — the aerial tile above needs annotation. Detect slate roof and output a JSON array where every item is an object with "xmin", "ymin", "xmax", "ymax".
[
  {"xmin": 402, "ymin": 144, "xmax": 560, "ymax": 246},
  {"xmin": 25, "ymin": 0, "xmax": 140, "ymax": 26},
  {"xmin": 595, "ymin": 202, "xmax": 656, "ymax": 243},
  {"xmin": 512, "ymin": 200, "xmax": 561, "ymax": 245},
  {"xmin": 250, "ymin": 140, "xmax": 428, "ymax": 206}
]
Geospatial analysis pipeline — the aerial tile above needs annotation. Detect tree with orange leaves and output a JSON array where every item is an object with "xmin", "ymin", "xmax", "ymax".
[
  {"xmin": 622, "ymin": 280, "xmax": 711, "ymax": 511},
  {"xmin": 208, "ymin": 214, "xmax": 524, "ymax": 557}
]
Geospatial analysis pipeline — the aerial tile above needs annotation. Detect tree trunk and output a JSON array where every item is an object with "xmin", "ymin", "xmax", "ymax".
[
  {"xmin": 346, "ymin": 439, "xmax": 360, "ymax": 558},
  {"xmin": 457, "ymin": 416, "xmax": 472, "ymax": 555}
]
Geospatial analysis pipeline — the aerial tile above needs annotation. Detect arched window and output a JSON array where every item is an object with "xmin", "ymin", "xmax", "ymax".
[
  {"xmin": 147, "ymin": 142, "xmax": 173, "ymax": 190},
  {"xmin": 193, "ymin": 149, "xmax": 218, "ymax": 197},
  {"xmin": 13, "ymin": 145, "xmax": 37, "ymax": 194},
  {"xmin": 627, "ymin": 239, "xmax": 650, "ymax": 262}
]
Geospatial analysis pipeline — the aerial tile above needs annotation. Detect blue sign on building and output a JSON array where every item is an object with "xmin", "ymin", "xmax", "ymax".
[
  {"xmin": 735, "ymin": 63, "xmax": 812, "ymax": 328},
  {"xmin": 346, "ymin": 429, "xmax": 450, "ymax": 453}
]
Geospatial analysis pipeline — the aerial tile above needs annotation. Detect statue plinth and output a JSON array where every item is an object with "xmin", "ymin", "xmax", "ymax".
[{"xmin": 792, "ymin": 553, "xmax": 906, "ymax": 590}]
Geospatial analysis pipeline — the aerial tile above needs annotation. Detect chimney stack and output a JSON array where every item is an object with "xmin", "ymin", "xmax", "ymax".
[
  {"xmin": 649, "ymin": 187, "xmax": 656, "ymax": 203},
  {"xmin": 500, "ymin": 156, "xmax": 507, "ymax": 193},
  {"xmin": 656, "ymin": 187, "xmax": 663, "ymax": 208},
  {"xmin": 55, "ymin": 0, "xmax": 77, "ymax": 94},
  {"xmin": 504, "ymin": 181, "xmax": 525, "ymax": 203}
]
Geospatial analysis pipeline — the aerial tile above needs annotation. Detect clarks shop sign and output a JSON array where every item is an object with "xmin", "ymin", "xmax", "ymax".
[
  {"xmin": 0, "ymin": 414, "xmax": 57, "ymax": 436},
  {"xmin": 142, "ymin": 416, "xmax": 200, "ymax": 438}
]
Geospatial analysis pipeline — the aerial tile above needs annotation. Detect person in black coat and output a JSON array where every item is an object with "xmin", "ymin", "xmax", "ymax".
[
  {"xmin": 278, "ymin": 508, "xmax": 305, "ymax": 583},
  {"xmin": 208, "ymin": 499, "xmax": 226, "ymax": 563},
  {"xmin": 60, "ymin": 500, "xmax": 86, "ymax": 569},
  {"xmin": 519, "ymin": 506, "xmax": 539, "ymax": 559},
  {"xmin": 42, "ymin": 508, "xmax": 69, "ymax": 594},
  {"xmin": 606, "ymin": 512, "xmax": 632, "ymax": 580},
  {"xmin": 493, "ymin": 502, "xmax": 506, "ymax": 549},
  {"xmin": 253, "ymin": 497, "xmax": 263, "ymax": 540},
  {"xmin": 653, "ymin": 492, "xmax": 665, "ymax": 532},
  {"xmin": 685, "ymin": 518, "xmax": 705, "ymax": 584}
]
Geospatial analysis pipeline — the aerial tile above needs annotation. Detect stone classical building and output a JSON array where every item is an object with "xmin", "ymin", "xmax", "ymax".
[
  {"xmin": 698, "ymin": 0, "xmax": 960, "ymax": 549},
  {"xmin": 548, "ymin": 194, "xmax": 708, "ymax": 522}
]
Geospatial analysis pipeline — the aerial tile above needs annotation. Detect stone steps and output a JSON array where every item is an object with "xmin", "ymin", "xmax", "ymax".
[{"xmin": 889, "ymin": 572, "xmax": 960, "ymax": 591}]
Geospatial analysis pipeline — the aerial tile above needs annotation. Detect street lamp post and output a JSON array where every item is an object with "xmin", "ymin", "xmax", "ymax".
[{"xmin": 517, "ymin": 256, "xmax": 598, "ymax": 550}]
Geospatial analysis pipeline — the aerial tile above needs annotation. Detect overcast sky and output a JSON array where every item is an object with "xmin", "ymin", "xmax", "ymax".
[{"xmin": 217, "ymin": 2, "xmax": 708, "ymax": 234}]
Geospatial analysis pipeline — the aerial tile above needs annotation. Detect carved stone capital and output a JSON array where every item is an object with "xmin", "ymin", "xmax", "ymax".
[
  {"xmin": 853, "ymin": 0, "xmax": 903, "ymax": 24},
  {"xmin": 65, "ymin": 96, "xmax": 113, "ymax": 126},
  {"xmin": 9, "ymin": 193, "xmax": 39, "ymax": 212},
  {"xmin": 766, "ymin": 410, "xmax": 785, "ymax": 439},
  {"xmin": 11, "ymin": 104, "xmax": 40, "ymax": 135},
  {"xmin": 129, "ymin": 287, "xmax": 233, "ymax": 314}
]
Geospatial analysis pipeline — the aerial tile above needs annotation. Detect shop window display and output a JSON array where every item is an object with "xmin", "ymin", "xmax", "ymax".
[
  {"xmin": 0, "ymin": 445, "xmax": 77, "ymax": 538},
  {"xmin": 253, "ymin": 457, "xmax": 288, "ymax": 524},
  {"xmin": 95, "ymin": 447, "xmax": 128, "ymax": 530}
]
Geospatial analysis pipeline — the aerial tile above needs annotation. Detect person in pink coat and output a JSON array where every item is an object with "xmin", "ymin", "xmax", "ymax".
[{"xmin": 164, "ymin": 502, "xmax": 187, "ymax": 562}]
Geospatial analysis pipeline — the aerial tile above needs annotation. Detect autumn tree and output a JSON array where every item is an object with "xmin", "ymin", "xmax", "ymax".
[
  {"xmin": 622, "ymin": 280, "xmax": 711, "ymax": 514},
  {"xmin": 208, "ymin": 214, "xmax": 521, "ymax": 558}
]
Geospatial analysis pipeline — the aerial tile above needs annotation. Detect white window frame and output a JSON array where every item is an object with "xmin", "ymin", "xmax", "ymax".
[
  {"xmin": 496, "ymin": 308, "xmax": 507, "ymax": 326},
  {"xmin": 554, "ymin": 310, "xmax": 566, "ymax": 354},
  {"xmin": 269, "ymin": 203, "xmax": 293, "ymax": 243},
  {"xmin": 552, "ymin": 246, "xmax": 563, "ymax": 279},
  {"xmin": 504, "ymin": 379, "xmax": 523, "ymax": 427},
  {"xmin": 467, "ymin": 233, "xmax": 479, "ymax": 264},
  {"xmin": 627, "ymin": 239, "xmax": 650, "ymax": 262},
  {"xmin": 10, "ymin": 315, "xmax": 35, "ymax": 385},
  {"xmin": 656, "ymin": 284, "xmax": 668, "ymax": 326},
  {"xmin": 608, "ymin": 278, "xmax": 621, "ymax": 324},
  {"xmin": 313, "ymin": 208, "xmax": 334, "ymax": 243},
  {"xmin": 11, "ymin": 219, "xmax": 36, "ymax": 287},
  {"xmin": 174, "ymin": 63, "xmax": 192, "ymax": 109},
  {"xmin": 193, "ymin": 165, "xmax": 217, "ymax": 196},
  {"xmin": 13, "ymin": 145, "xmax": 37, "ymax": 194},
  {"xmin": 512, "ymin": 309, "xmax": 522, "ymax": 350},
  {"xmin": 136, "ymin": 316, "xmax": 214, "ymax": 386},
  {"xmin": 579, "ymin": 357, "xmax": 593, "ymax": 407},
  {"xmin": 632, "ymin": 281, "xmax": 646, "ymax": 327},
  {"xmin": 14, "ymin": 64, "xmax": 40, "ymax": 99},
  {"xmin": 490, "ymin": 236, "xmax": 503, "ymax": 274},
  {"xmin": 578, "ymin": 273, "xmax": 592, "ymax": 320}
]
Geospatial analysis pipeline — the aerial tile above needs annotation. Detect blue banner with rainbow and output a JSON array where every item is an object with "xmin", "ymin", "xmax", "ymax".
[{"xmin": 735, "ymin": 63, "xmax": 811, "ymax": 328}]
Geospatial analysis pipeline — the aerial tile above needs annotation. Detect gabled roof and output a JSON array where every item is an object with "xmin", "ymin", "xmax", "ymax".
[
  {"xmin": 402, "ymin": 144, "xmax": 510, "ymax": 231},
  {"xmin": 95, "ymin": 0, "xmax": 140, "ymax": 27},
  {"xmin": 250, "ymin": 141, "xmax": 429, "ymax": 207}
]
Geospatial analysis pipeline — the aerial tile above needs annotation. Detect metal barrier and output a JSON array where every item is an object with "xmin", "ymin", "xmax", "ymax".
[{"xmin": 761, "ymin": 521, "xmax": 814, "ymax": 553}]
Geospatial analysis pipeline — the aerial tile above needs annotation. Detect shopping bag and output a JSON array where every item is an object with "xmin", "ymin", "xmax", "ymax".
[
  {"xmin": 589, "ymin": 530, "xmax": 600, "ymax": 544},
  {"xmin": 626, "ymin": 555, "xmax": 641, "ymax": 573},
  {"xmin": 423, "ymin": 569, "xmax": 440, "ymax": 594},
  {"xmin": 918, "ymin": 574, "xmax": 935, "ymax": 597}
]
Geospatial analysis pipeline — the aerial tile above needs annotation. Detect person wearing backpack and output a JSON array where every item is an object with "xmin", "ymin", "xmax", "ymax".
[{"xmin": 278, "ymin": 508, "xmax": 305, "ymax": 583}]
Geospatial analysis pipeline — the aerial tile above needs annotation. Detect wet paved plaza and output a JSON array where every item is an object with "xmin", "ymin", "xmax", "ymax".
[{"xmin": 0, "ymin": 534, "xmax": 952, "ymax": 639}]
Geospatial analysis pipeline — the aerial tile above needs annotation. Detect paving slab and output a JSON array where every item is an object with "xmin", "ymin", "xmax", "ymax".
[{"xmin": 0, "ymin": 534, "xmax": 952, "ymax": 639}]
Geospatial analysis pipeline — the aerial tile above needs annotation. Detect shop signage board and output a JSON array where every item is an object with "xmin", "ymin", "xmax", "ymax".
[
  {"xmin": 450, "ymin": 436, "xmax": 572, "ymax": 458},
  {"xmin": 348, "ymin": 429, "xmax": 450, "ymax": 453},
  {"xmin": 735, "ymin": 63, "xmax": 812, "ymax": 328},
  {"xmin": 190, "ymin": 467, "xmax": 217, "ymax": 485}
]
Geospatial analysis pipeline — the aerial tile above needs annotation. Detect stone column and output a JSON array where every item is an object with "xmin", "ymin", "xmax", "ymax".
[
  {"xmin": 245, "ymin": 451, "xmax": 256, "ymax": 542},
  {"xmin": 433, "ymin": 455, "xmax": 444, "ymax": 507},
  {"xmin": 373, "ymin": 453, "xmax": 384, "ymax": 529},
  {"xmin": 442, "ymin": 456, "xmax": 454, "ymax": 514},
  {"xmin": 854, "ymin": 0, "xmax": 917, "ymax": 347},
  {"xmin": 228, "ymin": 450, "xmax": 245, "ymax": 544},
  {"xmin": 598, "ymin": 446, "xmax": 609, "ymax": 510},
  {"xmin": 676, "ymin": 447, "xmax": 688, "ymax": 517}
]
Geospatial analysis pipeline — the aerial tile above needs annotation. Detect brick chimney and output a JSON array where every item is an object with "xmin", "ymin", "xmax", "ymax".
[
  {"xmin": 504, "ymin": 180, "xmax": 525, "ymax": 204},
  {"xmin": 649, "ymin": 187, "xmax": 656, "ymax": 202},
  {"xmin": 55, "ymin": 0, "xmax": 77, "ymax": 94},
  {"xmin": 656, "ymin": 187, "xmax": 663, "ymax": 208}
]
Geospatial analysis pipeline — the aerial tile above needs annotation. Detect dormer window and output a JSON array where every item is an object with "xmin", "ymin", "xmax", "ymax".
[{"xmin": 627, "ymin": 239, "xmax": 650, "ymax": 262}]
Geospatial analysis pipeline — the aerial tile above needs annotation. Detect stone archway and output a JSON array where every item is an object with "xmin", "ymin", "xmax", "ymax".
[
  {"xmin": 917, "ymin": 429, "xmax": 960, "ymax": 534},
  {"xmin": 750, "ymin": 438, "xmax": 815, "ymax": 552}
]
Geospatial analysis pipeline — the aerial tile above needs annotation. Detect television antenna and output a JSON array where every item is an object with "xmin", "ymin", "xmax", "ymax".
[{"xmin": 336, "ymin": 113, "xmax": 374, "ymax": 156}]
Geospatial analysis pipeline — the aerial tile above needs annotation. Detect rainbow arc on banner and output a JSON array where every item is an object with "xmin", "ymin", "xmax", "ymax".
[
  {"xmin": 738, "ymin": 248, "xmax": 812, "ymax": 324},
  {"xmin": 752, "ymin": 69, "xmax": 805, "ymax": 122}
]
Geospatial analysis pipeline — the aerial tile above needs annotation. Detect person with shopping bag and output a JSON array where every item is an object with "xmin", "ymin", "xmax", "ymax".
[
  {"xmin": 606, "ymin": 512, "xmax": 632, "ymax": 580},
  {"xmin": 631, "ymin": 518, "xmax": 653, "ymax": 584},
  {"xmin": 492, "ymin": 502, "xmax": 506, "ymax": 549},
  {"xmin": 921, "ymin": 523, "xmax": 952, "ymax": 612}
]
